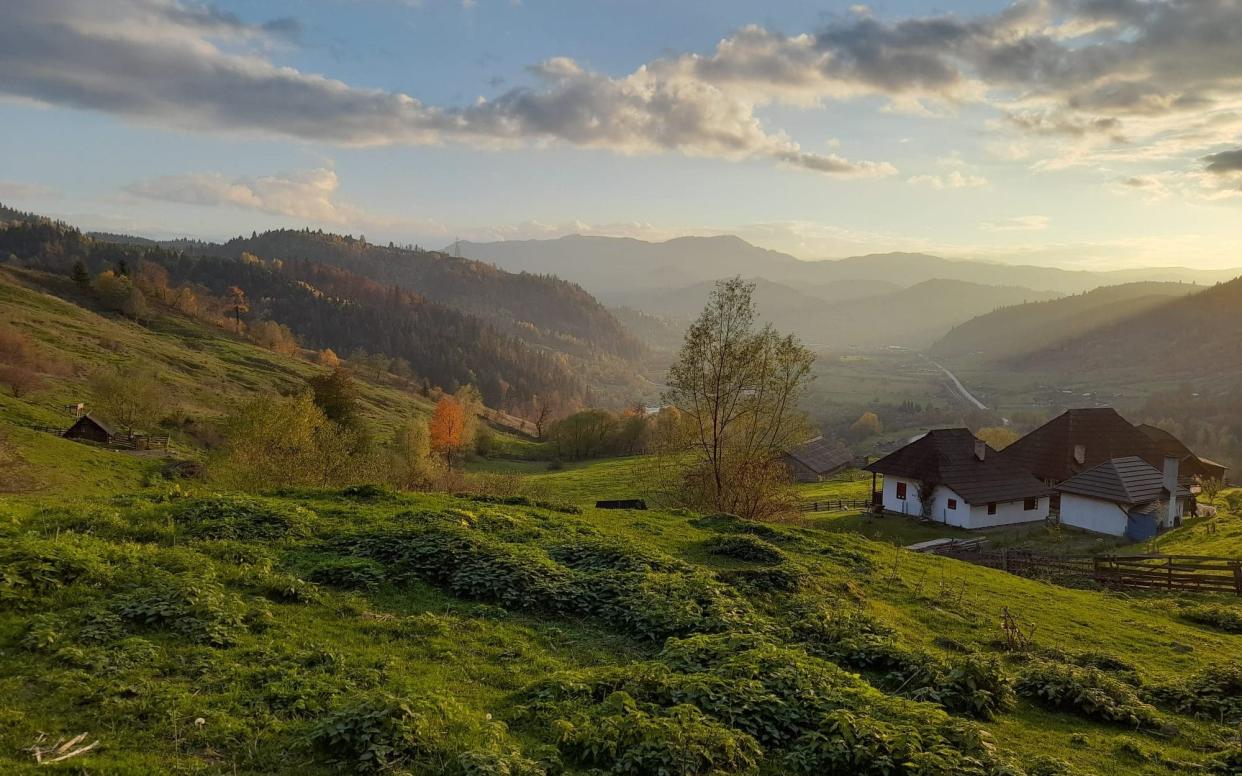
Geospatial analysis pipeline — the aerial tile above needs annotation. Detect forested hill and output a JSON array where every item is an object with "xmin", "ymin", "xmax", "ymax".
[
  {"xmin": 931, "ymin": 282, "xmax": 1201, "ymax": 360},
  {"xmin": 1016, "ymin": 276, "xmax": 1242, "ymax": 379},
  {"xmin": 206, "ymin": 230, "xmax": 643, "ymax": 361},
  {"xmin": 0, "ymin": 218, "xmax": 591, "ymax": 413}
]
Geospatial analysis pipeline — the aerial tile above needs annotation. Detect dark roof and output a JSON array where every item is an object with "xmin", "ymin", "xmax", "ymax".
[
  {"xmin": 864, "ymin": 428, "xmax": 1050, "ymax": 505},
  {"xmin": 67, "ymin": 414, "xmax": 115, "ymax": 437},
  {"xmin": 997, "ymin": 408, "xmax": 1164, "ymax": 483},
  {"xmin": 1135, "ymin": 424, "xmax": 1228, "ymax": 481},
  {"xmin": 1055, "ymin": 456, "xmax": 1191, "ymax": 506},
  {"xmin": 784, "ymin": 436, "xmax": 852, "ymax": 474}
]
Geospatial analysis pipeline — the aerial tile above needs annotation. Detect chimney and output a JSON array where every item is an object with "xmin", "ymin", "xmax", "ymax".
[
  {"xmin": 1163, "ymin": 456, "xmax": 1180, "ymax": 529},
  {"xmin": 974, "ymin": 439, "xmax": 986, "ymax": 461},
  {"xmin": 1073, "ymin": 444, "xmax": 1086, "ymax": 465}
]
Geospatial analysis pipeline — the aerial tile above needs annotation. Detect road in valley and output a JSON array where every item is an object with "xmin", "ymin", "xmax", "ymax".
[{"xmin": 923, "ymin": 356, "xmax": 988, "ymax": 410}]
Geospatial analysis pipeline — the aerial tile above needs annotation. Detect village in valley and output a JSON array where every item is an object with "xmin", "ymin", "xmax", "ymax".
[{"xmin": 7, "ymin": 1, "xmax": 1242, "ymax": 774}]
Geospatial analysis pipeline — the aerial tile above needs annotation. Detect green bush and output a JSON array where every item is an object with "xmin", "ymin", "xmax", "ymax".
[
  {"xmin": 1182, "ymin": 604, "xmax": 1242, "ymax": 634},
  {"xmin": 309, "ymin": 694, "xmax": 541, "ymax": 775},
  {"xmin": 1206, "ymin": 743, "xmax": 1242, "ymax": 775},
  {"xmin": 781, "ymin": 709, "xmax": 989, "ymax": 775},
  {"xmin": 1016, "ymin": 660, "xmax": 1159, "ymax": 727},
  {"xmin": 554, "ymin": 692, "xmax": 761, "ymax": 776},
  {"xmin": 1146, "ymin": 662, "xmax": 1242, "ymax": 724},
  {"xmin": 718, "ymin": 563, "xmax": 805, "ymax": 593},
  {"xmin": 172, "ymin": 496, "xmax": 314, "ymax": 540},
  {"xmin": 549, "ymin": 537, "xmax": 686, "ymax": 573},
  {"xmin": 0, "ymin": 535, "xmax": 113, "ymax": 608},
  {"xmin": 306, "ymin": 557, "xmax": 386, "ymax": 591},
  {"xmin": 114, "ymin": 573, "xmax": 249, "ymax": 647},
  {"xmin": 691, "ymin": 513, "xmax": 792, "ymax": 542},
  {"xmin": 702, "ymin": 535, "xmax": 785, "ymax": 563}
]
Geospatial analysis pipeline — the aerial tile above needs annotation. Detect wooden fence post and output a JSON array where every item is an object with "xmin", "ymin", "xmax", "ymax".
[{"xmin": 1233, "ymin": 561, "xmax": 1242, "ymax": 596}]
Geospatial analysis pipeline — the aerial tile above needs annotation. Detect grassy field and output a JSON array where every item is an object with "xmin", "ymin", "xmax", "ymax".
[{"xmin": 3, "ymin": 486, "xmax": 1242, "ymax": 774}]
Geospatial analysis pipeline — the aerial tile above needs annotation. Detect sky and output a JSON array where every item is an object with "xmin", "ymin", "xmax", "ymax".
[{"xmin": 1, "ymin": 0, "xmax": 1241, "ymax": 269}]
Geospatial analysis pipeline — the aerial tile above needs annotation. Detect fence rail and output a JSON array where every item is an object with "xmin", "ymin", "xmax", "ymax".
[
  {"xmin": 929, "ymin": 543, "xmax": 1242, "ymax": 595},
  {"xmin": 800, "ymin": 498, "xmax": 872, "ymax": 513}
]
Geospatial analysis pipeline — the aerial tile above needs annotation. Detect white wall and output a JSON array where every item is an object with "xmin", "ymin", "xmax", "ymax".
[
  {"xmin": 1059, "ymin": 493, "xmax": 1129, "ymax": 536},
  {"xmin": 966, "ymin": 496, "xmax": 1049, "ymax": 529},
  {"xmin": 880, "ymin": 479, "xmax": 1046, "ymax": 529},
  {"xmin": 880, "ymin": 476, "xmax": 922, "ymax": 517}
]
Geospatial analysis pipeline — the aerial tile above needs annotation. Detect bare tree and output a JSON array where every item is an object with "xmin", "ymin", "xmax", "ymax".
[{"xmin": 661, "ymin": 277, "xmax": 815, "ymax": 520}]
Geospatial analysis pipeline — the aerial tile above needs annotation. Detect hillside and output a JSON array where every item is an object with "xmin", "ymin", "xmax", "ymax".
[
  {"xmin": 931, "ymin": 282, "xmax": 1202, "ymax": 360},
  {"xmin": 210, "ymin": 230, "xmax": 642, "ymax": 361},
  {"xmin": 0, "ymin": 218, "xmax": 615, "ymax": 413},
  {"xmin": 1017, "ymin": 277, "xmax": 1242, "ymax": 379},
  {"xmin": 5, "ymin": 483, "xmax": 1242, "ymax": 774}
]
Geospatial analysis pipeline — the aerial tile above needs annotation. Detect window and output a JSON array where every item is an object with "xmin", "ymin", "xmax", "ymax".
[
  {"xmin": 1024, "ymin": 498, "xmax": 1039, "ymax": 511},
  {"xmin": 895, "ymin": 482, "xmax": 907, "ymax": 500},
  {"xmin": 987, "ymin": 502, "xmax": 998, "ymax": 515},
  {"xmin": 947, "ymin": 499, "xmax": 958, "ymax": 510}
]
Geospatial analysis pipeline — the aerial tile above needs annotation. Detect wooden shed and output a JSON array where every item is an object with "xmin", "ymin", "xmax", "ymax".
[{"xmin": 63, "ymin": 414, "xmax": 115, "ymax": 445}]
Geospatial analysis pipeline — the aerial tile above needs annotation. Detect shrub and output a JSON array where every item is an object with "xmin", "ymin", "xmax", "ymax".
[
  {"xmin": 718, "ymin": 564, "xmax": 806, "ymax": 593},
  {"xmin": 702, "ymin": 535, "xmax": 785, "ymax": 564},
  {"xmin": 1182, "ymin": 604, "xmax": 1242, "ymax": 634},
  {"xmin": 114, "ymin": 574, "xmax": 249, "ymax": 647},
  {"xmin": 1206, "ymin": 743, "xmax": 1242, "ymax": 775},
  {"xmin": 1016, "ymin": 660, "xmax": 1159, "ymax": 727},
  {"xmin": 308, "ymin": 694, "xmax": 540, "ymax": 775},
  {"xmin": 554, "ymin": 692, "xmax": 761, "ymax": 776},
  {"xmin": 172, "ymin": 496, "xmax": 314, "ymax": 541},
  {"xmin": 781, "ymin": 709, "xmax": 989, "ymax": 775},
  {"xmin": 306, "ymin": 557, "xmax": 386, "ymax": 591},
  {"xmin": 0, "ymin": 535, "xmax": 112, "ymax": 608},
  {"xmin": 549, "ymin": 538, "xmax": 685, "ymax": 573},
  {"xmin": 1145, "ymin": 662, "xmax": 1242, "ymax": 724},
  {"xmin": 468, "ymin": 494, "xmax": 581, "ymax": 515},
  {"xmin": 691, "ymin": 513, "xmax": 791, "ymax": 542}
]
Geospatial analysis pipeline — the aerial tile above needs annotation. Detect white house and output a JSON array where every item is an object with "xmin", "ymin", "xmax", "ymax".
[
  {"xmin": 1055, "ymin": 456, "xmax": 1190, "ymax": 540},
  {"xmin": 865, "ymin": 428, "xmax": 1051, "ymax": 529}
]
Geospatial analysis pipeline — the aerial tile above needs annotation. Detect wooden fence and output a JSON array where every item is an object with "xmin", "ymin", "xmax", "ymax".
[
  {"xmin": 28, "ymin": 424, "xmax": 170, "ymax": 451},
  {"xmin": 800, "ymin": 498, "xmax": 872, "ymax": 513},
  {"xmin": 929, "ymin": 543, "xmax": 1242, "ymax": 595}
]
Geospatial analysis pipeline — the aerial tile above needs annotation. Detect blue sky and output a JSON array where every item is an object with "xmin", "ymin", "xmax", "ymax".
[{"xmin": 2, "ymin": 0, "xmax": 1241, "ymax": 267}]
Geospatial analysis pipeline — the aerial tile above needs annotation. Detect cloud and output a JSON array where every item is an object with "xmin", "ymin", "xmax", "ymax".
[
  {"xmin": 0, "ymin": 181, "xmax": 57, "ymax": 200},
  {"xmin": 907, "ymin": 170, "xmax": 987, "ymax": 189},
  {"xmin": 0, "ymin": 0, "xmax": 891, "ymax": 178},
  {"xmin": 1204, "ymin": 149, "xmax": 1242, "ymax": 175},
  {"xmin": 979, "ymin": 215, "xmax": 1050, "ymax": 232},
  {"xmin": 125, "ymin": 168, "xmax": 362, "ymax": 223},
  {"xmin": 6, "ymin": 0, "xmax": 1242, "ymax": 188}
]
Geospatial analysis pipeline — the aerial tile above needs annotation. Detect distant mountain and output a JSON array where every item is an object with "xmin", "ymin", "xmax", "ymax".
[
  {"xmin": 1017, "ymin": 277, "xmax": 1242, "ymax": 380},
  {"xmin": 460, "ymin": 235, "xmax": 1242, "ymax": 298},
  {"xmin": 931, "ymin": 282, "xmax": 1202, "ymax": 360},
  {"xmin": 797, "ymin": 279, "xmax": 1062, "ymax": 349}
]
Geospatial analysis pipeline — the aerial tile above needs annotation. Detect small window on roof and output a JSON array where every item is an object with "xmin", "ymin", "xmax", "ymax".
[
  {"xmin": 1024, "ymin": 498, "xmax": 1039, "ymax": 511},
  {"xmin": 895, "ymin": 482, "xmax": 907, "ymax": 500},
  {"xmin": 947, "ymin": 498, "xmax": 958, "ymax": 510},
  {"xmin": 987, "ymin": 502, "xmax": 998, "ymax": 515}
]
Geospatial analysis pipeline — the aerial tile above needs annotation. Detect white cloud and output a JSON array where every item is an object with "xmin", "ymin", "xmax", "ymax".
[
  {"xmin": 979, "ymin": 215, "xmax": 1050, "ymax": 232},
  {"xmin": 0, "ymin": 181, "xmax": 57, "ymax": 200},
  {"xmin": 125, "ymin": 168, "xmax": 363, "ymax": 223},
  {"xmin": 907, "ymin": 171, "xmax": 988, "ymax": 190}
]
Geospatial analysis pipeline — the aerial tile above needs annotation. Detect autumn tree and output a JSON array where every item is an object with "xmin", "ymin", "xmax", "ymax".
[
  {"xmin": 316, "ymin": 348, "xmax": 341, "ymax": 368},
  {"xmin": 88, "ymin": 367, "xmax": 168, "ymax": 435},
  {"xmin": 390, "ymin": 418, "xmax": 432, "ymax": 488},
  {"xmin": 975, "ymin": 426, "xmax": 1019, "ymax": 450},
  {"xmin": 308, "ymin": 367, "xmax": 361, "ymax": 427},
  {"xmin": 0, "ymin": 365, "xmax": 43, "ymax": 398},
  {"xmin": 228, "ymin": 286, "xmax": 248, "ymax": 332},
  {"xmin": 849, "ymin": 411, "xmax": 883, "ymax": 440},
  {"xmin": 661, "ymin": 277, "xmax": 815, "ymax": 520},
  {"xmin": 251, "ymin": 320, "xmax": 299, "ymax": 356},
  {"xmin": 429, "ymin": 396, "xmax": 466, "ymax": 461}
]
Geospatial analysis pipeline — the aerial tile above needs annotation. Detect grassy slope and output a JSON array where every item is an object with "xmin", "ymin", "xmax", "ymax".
[
  {"xmin": 2, "ymin": 488, "xmax": 1240, "ymax": 774},
  {"xmin": 0, "ymin": 267, "xmax": 536, "ymax": 493}
]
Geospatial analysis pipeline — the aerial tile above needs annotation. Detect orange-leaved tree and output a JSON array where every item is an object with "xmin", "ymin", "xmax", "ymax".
[{"xmin": 429, "ymin": 395, "xmax": 466, "ymax": 460}]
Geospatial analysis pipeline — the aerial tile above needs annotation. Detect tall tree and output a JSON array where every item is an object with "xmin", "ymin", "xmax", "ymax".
[
  {"xmin": 308, "ymin": 367, "xmax": 361, "ymax": 427},
  {"xmin": 429, "ymin": 396, "xmax": 466, "ymax": 461},
  {"xmin": 662, "ymin": 278, "xmax": 815, "ymax": 520}
]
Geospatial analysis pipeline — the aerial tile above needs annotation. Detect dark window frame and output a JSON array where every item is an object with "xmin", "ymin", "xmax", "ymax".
[
  {"xmin": 947, "ymin": 498, "xmax": 958, "ymax": 510},
  {"xmin": 987, "ymin": 502, "xmax": 998, "ymax": 515},
  {"xmin": 895, "ymin": 482, "xmax": 907, "ymax": 500},
  {"xmin": 1023, "ymin": 497, "xmax": 1039, "ymax": 511}
]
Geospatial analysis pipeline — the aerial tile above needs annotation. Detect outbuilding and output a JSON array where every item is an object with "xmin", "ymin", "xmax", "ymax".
[
  {"xmin": 1055, "ymin": 455, "xmax": 1190, "ymax": 540},
  {"xmin": 62, "ymin": 414, "xmax": 115, "ymax": 445}
]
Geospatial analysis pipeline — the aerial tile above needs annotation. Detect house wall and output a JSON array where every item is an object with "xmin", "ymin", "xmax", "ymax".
[
  {"xmin": 965, "ymin": 496, "xmax": 1049, "ymax": 529},
  {"xmin": 1059, "ymin": 493, "xmax": 1129, "ymax": 536},
  {"xmin": 881, "ymin": 478, "xmax": 1048, "ymax": 529},
  {"xmin": 783, "ymin": 456, "xmax": 820, "ymax": 483},
  {"xmin": 880, "ymin": 476, "xmax": 922, "ymax": 517}
]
